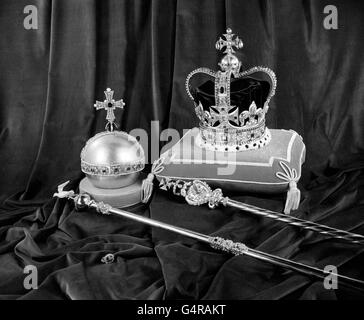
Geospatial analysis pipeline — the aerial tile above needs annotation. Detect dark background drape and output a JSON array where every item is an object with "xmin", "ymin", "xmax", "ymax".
[{"xmin": 0, "ymin": 0, "xmax": 363, "ymax": 299}]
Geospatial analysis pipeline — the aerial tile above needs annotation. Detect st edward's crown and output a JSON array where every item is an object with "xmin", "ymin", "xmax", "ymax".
[{"xmin": 186, "ymin": 28, "xmax": 277, "ymax": 152}]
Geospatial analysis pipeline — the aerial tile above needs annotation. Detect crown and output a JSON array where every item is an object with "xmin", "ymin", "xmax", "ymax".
[{"xmin": 185, "ymin": 28, "xmax": 277, "ymax": 152}]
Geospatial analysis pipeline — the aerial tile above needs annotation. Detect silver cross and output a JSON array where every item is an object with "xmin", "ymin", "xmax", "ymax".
[
  {"xmin": 210, "ymin": 106, "xmax": 239, "ymax": 128},
  {"xmin": 94, "ymin": 88, "xmax": 125, "ymax": 131},
  {"xmin": 215, "ymin": 28, "xmax": 243, "ymax": 54}
]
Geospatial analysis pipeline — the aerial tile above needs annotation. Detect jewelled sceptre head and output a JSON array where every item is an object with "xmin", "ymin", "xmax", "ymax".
[{"xmin": 94, "ymin": 88, "xmax": 125, "ymax": 132}]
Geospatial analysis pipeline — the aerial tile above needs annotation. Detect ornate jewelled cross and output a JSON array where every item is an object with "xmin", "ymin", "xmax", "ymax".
[
  {"xmin": 215, "ymin": 28, "xmax": 243, "ymax": 54},
  {"xmin": 210, "ymin": 106, "xmax": 239, "ymax": 128},
  {"xmin": 94, "ymin": 88, "xmax": 125, "ymax": 131}
]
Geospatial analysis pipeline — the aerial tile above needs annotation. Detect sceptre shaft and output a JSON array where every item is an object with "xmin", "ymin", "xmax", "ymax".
[
  {"xmin": 158, "ymin": 178, "xmax": 364, "ymax": 245},
  {"xmin": 54, "ymin": 181, "xmax": 364, "ymax": 291}
]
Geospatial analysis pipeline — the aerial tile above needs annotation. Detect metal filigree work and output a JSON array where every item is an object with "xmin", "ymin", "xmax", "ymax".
[
  {"xmin": 216, "ymin": 29, "xmax": 244, "ymax": 54},
  {"xmin": 81, "ymin": 159, "xmax": 144, "ymax": 176},
  {"xmin": 209, "ymin": 236, "xmax": 249, "ymax": 256},
  {"xmin": 94, "ymin": 88, "xmax": 125, "ymax": 131},
  {"xmin": 159, "ymin": 179, "xmax": 228, "ymax": 209},
  {"xmin": 185, "ymin": 29, "xmax": 277, "ymax": 151},
  {"xmin": 96, "ymin": 201, "xmax": 112, "ymax": 215}
]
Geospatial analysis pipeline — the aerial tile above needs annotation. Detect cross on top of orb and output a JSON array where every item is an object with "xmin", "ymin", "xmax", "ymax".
[{"xmin": 94, "ymin": 88, "xmax": 125, "ymax": 131}]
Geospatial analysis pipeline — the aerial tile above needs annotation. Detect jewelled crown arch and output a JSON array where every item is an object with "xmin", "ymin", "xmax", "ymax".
[{"xmin": 185, "ymin": 28, "xmax": 277, "ymax": 152}]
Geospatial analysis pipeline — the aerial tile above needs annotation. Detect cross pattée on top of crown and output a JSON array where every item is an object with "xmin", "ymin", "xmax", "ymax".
[{"xmin": 215, "ymin": 28, "xmax": 243, "ymax": 55}]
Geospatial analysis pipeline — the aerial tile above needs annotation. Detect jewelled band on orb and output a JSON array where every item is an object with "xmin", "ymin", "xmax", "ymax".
[{"xmin": 81, "ymin": 160, "xmax": 145, "ymax": 176}]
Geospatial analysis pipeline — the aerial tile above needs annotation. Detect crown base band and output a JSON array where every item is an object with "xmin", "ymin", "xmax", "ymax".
[{"xmin": 197, "ymin": 126, "xmax": 271, "ymax": 152}]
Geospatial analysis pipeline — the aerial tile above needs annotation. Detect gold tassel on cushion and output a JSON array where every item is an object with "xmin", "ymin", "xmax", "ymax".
[
  {"xmin": 141, "ymin": 155, "xmax": 168, "ymax": 203},
  {"xmin": 276, "ymin": 161, "xmax": 301, "ymax": 214}
]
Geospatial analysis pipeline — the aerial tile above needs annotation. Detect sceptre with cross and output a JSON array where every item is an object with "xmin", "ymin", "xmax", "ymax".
[{"xmin": 94, "ymin": 88, "xmax": 125, "ymax": 131}]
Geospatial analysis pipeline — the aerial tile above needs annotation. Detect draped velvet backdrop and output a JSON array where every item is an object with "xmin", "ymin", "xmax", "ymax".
[{"xmin": 0, "ymin": 0, "xmax": 364, "ymax": 300}]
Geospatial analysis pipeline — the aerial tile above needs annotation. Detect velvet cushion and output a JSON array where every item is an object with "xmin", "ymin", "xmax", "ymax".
[{"xmin": 155, "ymin": 127, "xmax": 305, "ymax": 194}]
